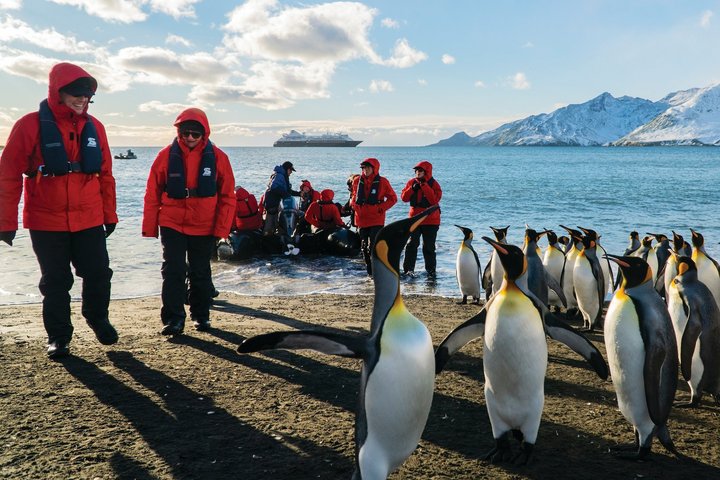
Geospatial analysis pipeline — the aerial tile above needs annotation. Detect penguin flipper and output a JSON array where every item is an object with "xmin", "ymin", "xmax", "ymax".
[
  {"xmin": 679, "ymin": 305, "xmax": 703, "ymax": 382},
  {"xmin": 482, "ymin": 259, "xmax": 492, "ymax": 291},
  {"xmin": 435, "ymin": 308, "xmax": 487, "ymax": 374},
  {"xmin": 542, "ymin": 310, "xmax": 609, "ymax": 380},
  {"xmin": 544, "ymin": 271, "xmax": 567, "ymax": 307},
  {"xmin": 238, "ymin": 331, "xmax": 366, "ymax": 358}
]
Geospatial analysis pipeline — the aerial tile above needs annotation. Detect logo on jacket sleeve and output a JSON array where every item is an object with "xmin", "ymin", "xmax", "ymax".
[
  {"xmin": 87, "ymin": 137, "xmax": 97, "ymax": 148},
  {"xmin": 202, "ymin": 167, "xmax": 212, "ymax": 177}
]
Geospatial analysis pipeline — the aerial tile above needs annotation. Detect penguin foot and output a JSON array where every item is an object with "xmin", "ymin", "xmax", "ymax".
[
  {"xmin": 609, "ymin": 443, "xmax": 639, "ymax": 453},
  {"xmin": 612, "ymin": 446, "xmax": 650, "ymax": 461},
  {"xmin": 511, "ymin": 442, "xmax": 534, "ymax": 465},
  {"xmin": 674, "ymin": 400, "xmax": 701, "ymax": 409},
  {"xmin": 472, "ymin": 298, "xmax": 481, "ymax": 305},
  {"xmin": 457, "ymin": 296, "xmax": 468, "ymax": 305},
  {"xmin": 484, "ymin": 436, "xmax": 513, "ymax": 464}
]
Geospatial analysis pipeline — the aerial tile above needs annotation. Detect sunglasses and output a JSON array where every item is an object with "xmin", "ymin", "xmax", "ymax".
[{"xmin": 180, "ymin": 131, "xmax": 203, "ymax": 139}]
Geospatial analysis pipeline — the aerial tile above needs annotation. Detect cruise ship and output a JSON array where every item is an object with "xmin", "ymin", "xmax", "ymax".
[{"xmin": 273, "ymin": 130, "xmax": 362, "ymax": 147}]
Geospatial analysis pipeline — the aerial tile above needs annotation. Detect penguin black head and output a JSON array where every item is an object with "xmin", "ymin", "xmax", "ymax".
[
  {"xmin": 581, "ymin": 235, "xmax": 596, "ymax": 251},
  {"xmin": 640, "ymin": 236, "xmax": 654, "ymax": 248},
  {"xmin": 672, "ymin": 231, "xmax": 685, "ymax": 251},
  {"xmin": 629, "ymin": 231, "xmax": 639, "ymax": 240},
  {"xmin": 647, "ymin": 232, "xmax": 668, "ymax": 243},
  {"xmin": 690, "ymin": 228, "xmax": 705, "ymax": 248},
  {"xmin": 559, "ymin": 224, "xmax": 583, "ymax": 243},
  {"xmin": 676, "ymin": 255, "xmax": 697, "ymax": 277},
  {"xmin": 489, "ymin": 225, "xmax": 510, "ymax": 242},
  {"xmin": 524, "ymin": 227, "xmax": 548, "ymax": 248},
  {"xmin": 482, "ymin": 236, "xmax": 526, "ymax": 281},
  {"xmin": 558, "ymin": 235, "xmax": 569, "ymax": 247},
  {"xmin": 577, "ymin": 226, "xmax": 598, "ymax": 241},
  {"xmin": 454, "ymin": 224, "xmax": 473, "ymax": 241},
  {"xmin": 604, "ymin": 254, "xmax": 652, "ymax": 289},
  {"xmin": 545, "ymin": 229, "xmax": 557, "ymax": 244},
  {"xmin": 374, "ymin": 206, "xmax": 439, "ymax": 275}
]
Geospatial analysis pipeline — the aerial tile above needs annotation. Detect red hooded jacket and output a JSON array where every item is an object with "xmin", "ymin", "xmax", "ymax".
[
  {"xmin": 142, "ymin": 108, "xmax": 236, "ymax": 238},
  {"xmin": 0, "ymin": 62, "xmax": 117, "ymax": 232},
  {"xmin": 349, "ymin": 157, "xmax": 397, "ymax": 228},
  {"xmin": 234, "ymin": 186, "xmax": 262, "ymax": 231},
  {"xmin": 400, "ymin": 160, "xmax": 442, "ymax": 226},
  {"xmin": 305, "ymin": 189, "xmax": 343, "ymax": 230}
]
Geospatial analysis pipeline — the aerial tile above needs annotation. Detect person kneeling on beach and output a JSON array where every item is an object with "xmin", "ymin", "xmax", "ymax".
[
  {"xmin": 142, "ymin": 108, "xmax": 235, "ymax": 335},
  {"xmin": 0, "ymin": 62, "xmax": 119, "ymax": 359}
]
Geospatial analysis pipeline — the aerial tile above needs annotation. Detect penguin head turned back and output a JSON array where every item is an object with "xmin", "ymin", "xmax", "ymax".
[
  {"xmin": 546, "ymin": 229, "xmax": 558, "ymax": 245},
  {"xmin": 690, "ymin": 228, "xmax": 705, "ymax": 248},
  {"xmin": 629, "ymin": 231, "xmax": 639, "ymax": 240},
  {"xmin": 675, "ymin": 255, "xmax": 697, "ymax": 277},
  {"xmin": 577, "ymin": 226, "xmax": 598, "ymax": 241},
  {"xmin": 482, "ymin": 236, "xmax": 526, "ymax": 281},
  {"xmin": 489, "ymin": 225, "xmax": 509, "ymax": 242},
  {"xmin": 672, "ymin": 231, "xmax": 685, "ymax": 251},
  {"xmin": 454, "ymin": 224, "xmax": 473, "ymax": 242},
  {"xmin": 641, "ymin": 236, "xmax": 654, "ymax": 248},
  {"xmin": 604, "ymin": 254, "xmax": 652, "ymax": 289},
  {"xmin": 647, "ymin": 232, "xmax": 668, "ymax": 243},
  {"xmin": 375, "ymin": 206, "xmax": 439, "ymax": 275},
  {"xmin": 559, "ymin": 225, "xmax": 583, "ymax": 246},
  {"xmin": 581, "ymin": 235, "xmax": 596, "ymax": 252}
]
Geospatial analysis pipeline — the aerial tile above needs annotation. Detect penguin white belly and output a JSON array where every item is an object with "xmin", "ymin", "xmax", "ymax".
[
  {"xmin": 605, "ymin": 294, "xmax": 655, "ymax": 439},
  {"xmin": 359, "ymin": 314, "xmax": 435, "ymax": 479},
  {"xmin": 666, "ymin": 283, "xmax": 688, "ymax": 359},
  {"xmin": 490, "ymin": 251, "xmax": 504, "ymax": 296},
  {"xmin": 456, "ymin": 247, "xmax": 481, "ymax": 297},
  {"xmin": 543, "ymin": 250, "xmax": 564, "ymax": 306},
  {"xmin": 574, "ymin": 258, "xmax": 600, "ymax": 325},
  {"xmin": 483, "ymin": 289, "xmax": 547, "ymax": 443},
  {"xmin": 647, "ymin": 252, "xmax": 659, "ymax": 283},
  {"xmin": 696, "ymin": 255, "xmax": 720, "ymax": 307},
  {"xmin": 562, "ymin": 250, "xmax": 578, "ymax": 309},
  {"xmin": 663, "ymin": 258, "xmax": 678, "ymax": 302}
]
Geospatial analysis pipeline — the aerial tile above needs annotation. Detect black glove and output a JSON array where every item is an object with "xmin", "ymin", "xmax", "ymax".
[
  {"xmin": 104, "ymin": 223, "xmax": 116, "ymax": 238},
  {"xmin": 0, "ymin": 231, "xmax": 16, "ymax": 246},
  {"xmin": 411, "ymin": 181, "xmax": 421, "ymax": 191}
]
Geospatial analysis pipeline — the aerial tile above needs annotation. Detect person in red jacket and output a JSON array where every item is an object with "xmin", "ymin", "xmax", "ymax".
[
  {"xmin": 304, "ymin": 189, "xmax": 344, "ymax": 232},
  {"xmin": 142, "ymin": 108, "xmax": 235, "ymax": 335},
  {"xmin": 400, "ymin": 161, "xmax": 442, "ymax": 277},
  {"xmin": 233, "ymin": 186, "xmax": 262, "ymax": 232},
  {"xmin": 350, "ymin": 157, "xmax": 397, "ymax": 275},
  {"xmin": 0, "ymin": 62, "xmax": 119, "ymax": 359}
]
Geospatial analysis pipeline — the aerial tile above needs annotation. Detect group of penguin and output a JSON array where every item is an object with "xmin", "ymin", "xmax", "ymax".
[{"xmin": 236, "ymin": 207, "xmax": 720, "ymax": 480}]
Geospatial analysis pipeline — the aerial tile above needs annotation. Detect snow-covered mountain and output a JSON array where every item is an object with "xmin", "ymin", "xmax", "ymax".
[
  {"xmin": 613, "ymin": 84, "xmax": 720, "ymax": 146},
  {"xmin": 431, "ymin": 84, "xmax": 720, "ymax": 146}
]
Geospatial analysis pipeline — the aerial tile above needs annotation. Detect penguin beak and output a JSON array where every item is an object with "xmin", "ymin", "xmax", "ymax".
[
  {"xmin": 603, "ymin": 253, "xmax": 630, "ymax": 268},
  {"xmin": 482, "ymin": 236, "xmax": 508, "ymax": 255}
]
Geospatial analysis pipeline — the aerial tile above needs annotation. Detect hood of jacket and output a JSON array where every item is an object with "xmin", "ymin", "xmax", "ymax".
[
  {"xmin": 320, "ymin": 189, "xmax": 334, "ymax": 202},
  {"xmin": 361, "ymin": 157, "xmax": 381, "ymax": 178},
  {"xmin": 174, "ymin": 107, "xmax": 211, "ymax": 138},
  {"xmin": 414, "ymin": 160, "xmax": 433, "ymax": 179},
  {"xmin": 48, "ymin": 62, "xmax": 97, "ymax": 117},
  {"xmin": 235, "ymin": 186, "xmax": 252, "ymax": 201}
]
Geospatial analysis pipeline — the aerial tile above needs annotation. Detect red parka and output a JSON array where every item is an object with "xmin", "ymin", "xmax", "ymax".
[
  {"xmin": 349, "ymin": 157, "xmax": 397, "ymax": 228},
  {"xmin": 234, "ymin": 186, "xmax": 262, "ymax": 231},
  {"xmin": 0, "ymin": 63, "xmax": 117, "ymax": 232},
  {"xmin": 400, "ymin": 160, "xmax": 442, "ymax": 226},
  {"xmin": 142, "ymin": 108, "xmax": 236, "ymax": 238},
  {"xmin": 305, "ymin": 189, "xmax": 343, "ymax": 230}
]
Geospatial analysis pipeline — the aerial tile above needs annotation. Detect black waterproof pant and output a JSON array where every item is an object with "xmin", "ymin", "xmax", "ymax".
[
  {"xmin": 30, "ymin": 226, "xmax": 112, "ymax": 343},
  {"xmin": 402, "ymin": 224, "xmax": 439, "ymax": 274},
  {"xmin": 359, "ymin": 225, "xmax": 382, "ymax": 276},
  {"xmin": 160, "ymin": 227, "xmax": 214, "ymax": 324}
]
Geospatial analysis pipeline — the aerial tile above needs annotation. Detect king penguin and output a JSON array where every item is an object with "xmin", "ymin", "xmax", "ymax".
[
  {"xmin": 542, "ymin": 230, "xmax": 566, "ymax": 310},
  {"xmin": 578, "ymin": 226, "xmax": 614, "ymax": 297},
  {"xmin": 559, "ymin": 225, "xmax": 583, "ymax": 312},
  {"xmin": 663, "ymin": 231, "xmax": 692, "ymax": 303},
  {"xmin": 614, "ymin": 231, "xmax": 641, "ymax": 289},
  {"xmin": 435, "ymin": 238, "xmax": 608, "ymax": 464},
  {"xmin": 666, "ymin": 255, "xmax": 720, "ymax": 407},
  {"xmin": 690, "ymin": 228, "xmax": 720, "ymax": 308},
  {"xmin": 603, "ymin": 254, "xmax": 682, "ymax": 460},
  {"xmin": 455, "ymin": 225, "xmax": 482, "ymax": 304},
  {"xmin": 573, "ymin": 235, "xmax": 605, "ymax": 331},
  {"xmin": 523, "ymin": 226, "xmax": 565, "ymax": 308},
  {"xmin": 482, "ymin": 225, "xmax": 510, "ymax": 300},
  {"xmin": 631, "ymin": 236, "xmax": 659, "ymax": 283},
  {"xmin": 238, "ymin": 207, "xmax": 439, "ymax": 480}
]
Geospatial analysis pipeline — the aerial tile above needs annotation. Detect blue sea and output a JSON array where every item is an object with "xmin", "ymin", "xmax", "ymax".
[{"xmin": 1, "ymin": 146, "xmax": 719, "ymax": 305}]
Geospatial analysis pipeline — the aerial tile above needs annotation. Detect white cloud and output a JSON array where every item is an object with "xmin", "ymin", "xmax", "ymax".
[
  {"xmin": 381, "ymin": 17, "xmax": 398, "ymax": 29},
  {"xmin": 113, "ymin": 47, "xmax": 232, "ymax": 85},
  {"xmin": 522, "ymin": 41, "xmax": 534, "ymax": 48},
  {"xmin": 441, "ymin": 54, "xmax": 455, "ymax": 65},
  {"xmin": 148, "ymin": 0, "xmax": 199, "ymax": 19},
  {"xmin": 49, "ymin": 0, "xmax": 147, "ymax": 23},
  {"xmin": 510, "ymin": 72, "xmax": 530, "ymax": 89},
  {"xmin": 138, "ymin": 100, "xmax": 192, "ymax": 114},
  {"xmin": 418, "ymin": 79, "xmax": 427, "ymax": 86},
  {"xmin": 165, "ymin": 34, "xmax": 192, "ymax": 47},
  {"xmin": 369, "ymin": 79, "xmax": 393, "ymax": 93},
  {"xmin": 381, "ymin": 38, "xmax": 427, "ymax": 68},
  {"xmin": 0, "ymin": 0, "xmax": 21, "ymax": 9},
  {"xmin": 474, "ymin": 80, "xmax": 485, "ymax": 88},
  {"xmin": 0, "ymin": 15, "xmax": 102, "ymax": 56},
  {"xmin": 701, "ymin": 10, "xmax": 713, "ymax": 28}
]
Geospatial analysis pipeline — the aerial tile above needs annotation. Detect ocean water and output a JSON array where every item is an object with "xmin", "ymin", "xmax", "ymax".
[{"xmin": 1, "ymin": 146, "xmax": 719, "ymax": 305}]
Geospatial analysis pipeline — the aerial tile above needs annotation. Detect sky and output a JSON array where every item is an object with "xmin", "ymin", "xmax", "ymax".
[{"xmin": 1, "ymin": 0, "xmax": 719, "ymax": 147}]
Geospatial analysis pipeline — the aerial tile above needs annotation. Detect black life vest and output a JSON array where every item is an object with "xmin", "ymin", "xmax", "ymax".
[
  {"xmin": 409, "ymin": 177, "xmax": 436, "ymax": 208},
  {"xmin": 165, "ymin": 138, "xmax": 217, "ymax": 199},
  {"xmin": 38, "ymin": 99, "xmax": 102, "ymax": 175},
  {"xmin": 355, "ymin": 175, "xmax": 382, "ymax": 205},
  {"xmin": 317, "ymin": 200, "xmax": 334, "ymax": 222}
]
